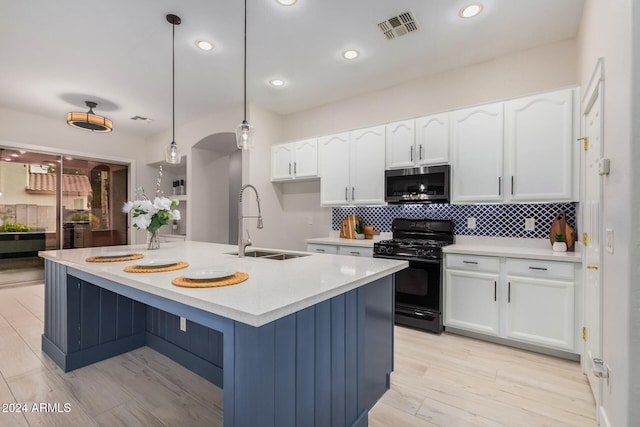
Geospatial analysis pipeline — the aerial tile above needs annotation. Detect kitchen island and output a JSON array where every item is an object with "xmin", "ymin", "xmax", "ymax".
[{"xmin": 39, "ymin": 241, "xmax": 407, "ymax": 427}]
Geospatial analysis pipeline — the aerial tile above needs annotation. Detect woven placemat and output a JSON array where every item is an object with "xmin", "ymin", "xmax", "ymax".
[
  {"xmin": 124, "ymin": 261, "xmax": 189, "ymax": 273},
  {"xmin": 172, "ymin": 272, "xmax": 249, "ymax": 288},
  {"xmin": 86, "ymin": 253, "xmax": 144, "ymax": 263}
]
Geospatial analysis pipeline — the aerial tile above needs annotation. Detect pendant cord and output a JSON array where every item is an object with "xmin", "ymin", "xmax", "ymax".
[
  {"xmin": 172, "ymin": 20, "xmax": 176, "ymax": 144},
  {"xmin": 243, "ymin": 0, "xmax": 247, "ymax": 123}
]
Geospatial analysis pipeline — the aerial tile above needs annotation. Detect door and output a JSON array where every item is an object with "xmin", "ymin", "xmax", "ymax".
[
  {"xmin": 318, "ymin": 132, "xmax": 350, "ymax": 206},
  {"xmin": 505, "ymin": 88, "xmax": 575, "ymax": 202},
  {"xmin": 583, "ymin": 74, "xmax": 605, "ymax": 411},
  {"xmin": 271, "ymin": 143, "xmax": 293, "ymax": 181},
  {"xmin": 385, "ymin": 120, "xmax": 415, "ymax": 169},
  {"xmin": 349, "ymin": 126, "xmax": 385, "ymax": 205},
  {"xmin": 293, "ymin": 138, "xmax": 318, "ymax": 179},
  {"xmin": 416, "ymin": 112, "xmax": 449, "ymax": 166},
  {"xmin": 451, "ymin": 103, "xmax": 504, "ymax": 203}
]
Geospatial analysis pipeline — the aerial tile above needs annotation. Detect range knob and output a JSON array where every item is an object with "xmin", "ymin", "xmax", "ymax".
[
  {"xmin": 416, "ymin": 249, "xmax": 426, "ymax": 257},
  {"xmin": 385, "ymin": 246, "xmax": 395, "ymax": 255}
]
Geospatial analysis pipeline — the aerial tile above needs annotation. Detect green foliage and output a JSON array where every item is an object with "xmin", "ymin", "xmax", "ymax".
[
  {"xmin": 554, "ymin": 232, "xmax": 564, "ymax": 242},
  {"xmin": 0, "ymin": 222, "xmax": 33, "ymax": 232},
  {"xmin": 355, "ymin": 219, "xmax": 365, "ymax": 234}
]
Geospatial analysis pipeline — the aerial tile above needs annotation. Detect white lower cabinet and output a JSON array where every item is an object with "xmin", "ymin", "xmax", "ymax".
[
  {"xmin": 306, "ymin": 243, "xmax": 372, "ymax": 257},
  {"xmin": 445, "ymin": 254, "xmax": 579, "ymax": 353}
]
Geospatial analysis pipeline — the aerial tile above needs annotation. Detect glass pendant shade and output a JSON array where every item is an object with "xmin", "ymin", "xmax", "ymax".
[
  {"xmin": 165, "ymin": 141, "xmax": 181, "ymax": 164},
  {"xmin": 236, "ymin": 120, "xmax": 255, "ymax": 150}
]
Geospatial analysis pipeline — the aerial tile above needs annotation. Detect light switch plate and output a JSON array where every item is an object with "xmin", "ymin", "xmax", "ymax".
[
  {"xmin": 606, "ymin": 229, "xmax": 614, "ymax": 254},
  {"xmin": 467, "ymin": 217, "xmax": 476, "ymax": 229},
  {"xmin": 525, "ymin": 218, "xmax": 535, "ymax": 231}
]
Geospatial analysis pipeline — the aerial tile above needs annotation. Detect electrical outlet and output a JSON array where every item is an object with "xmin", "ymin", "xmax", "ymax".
[
  {"xmin": 606, "ymin": 229, "xmax": 614, "ymax": 254},
  {"xmin": 180, "ymin": 316, "xmax": 187, "ymax": 332},
  {"xmin": 307, "ymin": 216, "xmax": 313, "ymax": 225},
  {"xmin": 525, "ymin": 218, "xmax": 535, "ymax": 231},
  {"xmin": 467, "ymin": 217, "xmax": 476, "ymax": 230}
]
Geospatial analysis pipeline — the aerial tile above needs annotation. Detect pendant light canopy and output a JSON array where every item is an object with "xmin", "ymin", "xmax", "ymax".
[
  {"xmin": 236, "ymin": 0, "xmax": 255, "ymax": 150},
  {"xmin": 67, "ymin": 101, "xmax": 112, "ymax": 133},
  {"xmin": 165, "ymin": 13, "xmax": 182, "ymax": 164}
]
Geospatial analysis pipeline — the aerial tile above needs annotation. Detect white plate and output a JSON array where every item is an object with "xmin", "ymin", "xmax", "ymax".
[
  {"xmin": 98, "ymin": 251, "xmax": 134, "ymax": 258},
  {"xmin": 135, "ymin": 258, "xmax": 179, "ymax": 268},
  {"xmin": 184, "ymin": 269, "xmax": 235, "ymax": 280}
]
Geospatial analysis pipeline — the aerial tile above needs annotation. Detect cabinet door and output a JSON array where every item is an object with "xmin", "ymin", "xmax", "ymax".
[
  {"xmin": 293, "ymin": 138, "xmax": 318, "ymax": 179},
  {"xmin": 505, "ymin": 89, "xmax": 575, "ymax": 202},
  {"xmin": 349, "ymin": 126, "xmax": 386, "ymax": 205},
  {"xmin": 445, "ymin": 269, "xmax": 500, "ymax": 335},
  {"xmin": 319, "ymin": 132, "xmax": 350, "ymax": 206},
  {"xmin": 504, "ymin": 276, "xmax": 575, "ymax": 350},
  {"xmin": 451, "ymin": 103, "xmax": 504, "ymax": 203},
  {"xmin": 385, "ymin": 120, "xmax": 415, "ymax": 169},
  {"xmin": 416, "ymin": 113, "xmax": 449, "ymax": 166},
  {"xmin": 271, "ymin": 143, "xmax": 293, "ymax": 181},
  {"xmin": 337, "ymin": 246, "xmax": 373, "ymax": 257},
  {"xmin": 306, "ymin": 243, "xmax": 338, "ymax": 254}
]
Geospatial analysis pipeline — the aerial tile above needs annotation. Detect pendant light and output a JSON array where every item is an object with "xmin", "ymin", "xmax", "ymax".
[
  {"xmin": 67, "ymin": 101, "xmax": 113, "ymax": 133},
  {"xmin": 236, "ymin": 0, "xmax": 255, "ymax": 149},
  {"xmin": 165, "ymin": 14, "xmax": 182, "ymax": 164}
]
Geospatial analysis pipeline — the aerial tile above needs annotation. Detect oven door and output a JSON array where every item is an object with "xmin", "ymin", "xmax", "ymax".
[{"xmin": 393, "ymin": 259, "xmax": 443, "ymax": 333}]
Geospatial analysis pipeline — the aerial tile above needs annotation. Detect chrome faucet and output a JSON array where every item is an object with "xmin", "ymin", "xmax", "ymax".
[{"xmin": 238, "ymin": 184, "xmax": 263, "ymax": 257}]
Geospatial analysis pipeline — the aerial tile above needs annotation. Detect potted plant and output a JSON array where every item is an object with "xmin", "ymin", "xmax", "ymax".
[
  {"xmin": 355, "ymin": 219, "xmax": 365, "ymax": 240},
  {"xmin": 552, "ymin": 232, "xmax": 567, "ymax": 252}
]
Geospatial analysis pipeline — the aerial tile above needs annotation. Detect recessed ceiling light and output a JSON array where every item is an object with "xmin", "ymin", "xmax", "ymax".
[
  {"xmin": 269, "ymin": 79, "xmax": 285, "ymax": 87},
  {"xmin": 342, "ymin": 49, "xmax": 360, "ymax": 60},
  {"xmin": 459, "ymin": 3, "xmax": 483, "ymax": 18},
  {"xmin": 276, "ymin": 0, "xmax": 297, "ymax": 5},
  {"xmin": 195, "ymin": 40, "xmax": 214, "ymax": 51}
]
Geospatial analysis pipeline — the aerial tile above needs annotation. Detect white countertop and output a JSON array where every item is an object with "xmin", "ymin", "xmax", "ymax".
[
  {"xmin": 39, "ymin": 241, "xmax": 407, "ymax": 327},
  {"xmin": 443, "ymin": 236, "xmax": 582, "ymax": 263}
]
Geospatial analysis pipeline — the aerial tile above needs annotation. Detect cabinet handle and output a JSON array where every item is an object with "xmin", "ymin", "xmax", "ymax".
[
  {"xmin": 511, "ymin": 176, "xmax": 514, "ymax": 195},
  {"xmin": 350, "ymin": 251, "xmax": 360, "ymax": 255},
  {"xmin": 463, "ymin": 260, "xmax": 478, "ymax": 264},
  {"xmin": 345, "ymin": 187, "xmax": 348, "ymax": 201},
  {"xmin": 289, "ymin": 163, "xmax": 291, "ymax": 175},
  {"xmin": 352, "ymin": 186, "xmax": 355, "ymax": 200},
  {"xmin": 494, "ymin": 281, "xmax": 497, "ymax": 301},
  {"xmin": 410, "ymin": 146, "xmax": 414, "ymax": 161},
  {"xmin": 419, "ymin": 144, "xmax": 423, "ymax": 160},
  {"xmin": 294, "ymin": 162, "xmax": 297, "ymax": 174},
  {"xmin": 508, "ymin": 282, "xmax": 511, "ymax": 303},
  {"xmin": 315, "ymin": 248, "xmax": 325, "ymax": 252},
  {"xmin": 498, "ymin": 177, "xmax": 502, "ymax": 196},
  {"xmin": 528, "ymin": 266, "xmax": 548, "ymax": 271}
]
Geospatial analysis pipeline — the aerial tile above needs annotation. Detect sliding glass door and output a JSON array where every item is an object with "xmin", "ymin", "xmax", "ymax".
[{"xmin": 0, "ymin": 147, "xmax": 128, "ymax": 287}]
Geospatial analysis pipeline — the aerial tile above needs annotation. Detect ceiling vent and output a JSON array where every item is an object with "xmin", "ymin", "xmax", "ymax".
[{"xmin": 378, "ymin": 11, "xmax": 420, "ymax": 40}]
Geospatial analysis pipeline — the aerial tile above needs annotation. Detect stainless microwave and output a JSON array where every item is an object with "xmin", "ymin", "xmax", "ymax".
[{"xmin": 385, "ymin": 165, "xmax": 450, "ymax": 204}]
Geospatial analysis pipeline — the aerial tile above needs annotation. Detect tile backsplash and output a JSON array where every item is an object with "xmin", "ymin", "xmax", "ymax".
[{"xmin": 332, "ymin": 203, "xmax": 577, "ymax": 239}]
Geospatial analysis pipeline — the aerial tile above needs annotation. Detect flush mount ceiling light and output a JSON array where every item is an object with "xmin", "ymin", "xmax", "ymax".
[
  {"xmin": 269, "ymin": 79, "xmax": 285, "ymax": 87},
  {"xmin": 342, "ymin": 49, "xmax": 360, "ymax": 60},
  {"xmin": 165, "ymin": 13, "xmax": 182, "ymax": 164},
  {"xmin": 236, "ymin": 0, "xmax": 255, "ymax": 150},
  {"xmin": 276, "ymin": 0, "xmax": 297, "ymax": 5},
  {"xmin": 67, "ymin": 101, "xmax": 113, "ymax": 133},
  {"xmin": 195, "ymin": 40, "xmax": 214, "ymax": 51},
  {"xmin": 459, "ymin": 3, "xmax": 483, "ymax": 18}
]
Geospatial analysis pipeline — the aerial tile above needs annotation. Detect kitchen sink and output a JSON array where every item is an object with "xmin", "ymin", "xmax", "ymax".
[{"xmin": 227, "ymin": 250, "xmax": 309, "ymax": 260}]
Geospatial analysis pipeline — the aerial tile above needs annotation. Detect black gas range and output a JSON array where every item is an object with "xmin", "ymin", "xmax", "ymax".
[{"xmin": 374, "ymin": 218, "xmax": 454, "ymax": 333}]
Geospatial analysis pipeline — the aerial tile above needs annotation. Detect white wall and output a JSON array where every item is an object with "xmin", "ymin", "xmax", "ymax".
[
  {"xmin": 249, "ymin": 39, "xmax": 579, "ymax": 251},
  {"xmin": 577, "ymin": 0, "xmax": 637, "ymax": 425}
]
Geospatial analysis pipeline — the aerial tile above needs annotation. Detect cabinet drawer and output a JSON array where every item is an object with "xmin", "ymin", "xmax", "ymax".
[
  {"xmin": 337, "ymin": 246, "xmax": 373, "ymax": 257},
  {"xmin": 306, "ymin": 243, "xmax": 338, "ymax": 255},
  {"xmin": 446, "ymin": 254, "xmax": 500, "ymax": 272},
  {"xmin": 506, "ymin": 258, "xmax": 574, "ymax": 281}
]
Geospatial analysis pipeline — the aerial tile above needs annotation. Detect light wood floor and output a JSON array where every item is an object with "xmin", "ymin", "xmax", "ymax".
[{"xmin": 0, "ymin": 284, "xmax": 597, "ymax": 427}]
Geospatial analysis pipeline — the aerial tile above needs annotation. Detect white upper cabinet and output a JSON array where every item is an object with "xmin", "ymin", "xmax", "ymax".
[
  {"xmin": 270, "ymin": 138, "xmax": 318, "ymax": 182},
  {"xmin": 504, "ymin": 88, "xmax": 576, "ymax": 202},
  {"xmin": 319, "ymin": 126, "xmax": 385, "ymax": 206},
  {"xmin": 416, "ymin": 112, "xmax": 449, "ymax": 166},
  {"xmin": 386, "ymin": 120, "xmax": 416, "ymax": 169},
  {"xmin": 386, "ymin": 114, "xmax": 449, "ymax": 169},
  {"xmin": 319, "ymin": 132, "xmax": 351, "ymax": 205},
  {"xmin": 451, "ymin": 103, "xmax": 504, "ymax": 203},
  {"xmin": 349, "ymin": 126, "xmax": 386, "ymax": 205}
]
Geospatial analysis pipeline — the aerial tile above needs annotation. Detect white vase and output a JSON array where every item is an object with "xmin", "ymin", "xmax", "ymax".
[
  {"xmin": 552, "ymin": 241, "xmax": 567, "ymax": 252},
  {"xmin": 356, "ymin": 233, "xmax": 365, "ymax": 240}
]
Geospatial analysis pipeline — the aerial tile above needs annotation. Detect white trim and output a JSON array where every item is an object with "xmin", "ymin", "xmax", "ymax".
[
  {"xmin": 598, "ymin": 406, "xmax": 611, "ymax": 427},
  {"xmin": 582, "ymin": 57, "xmax": 605, "ymax": 107}
]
